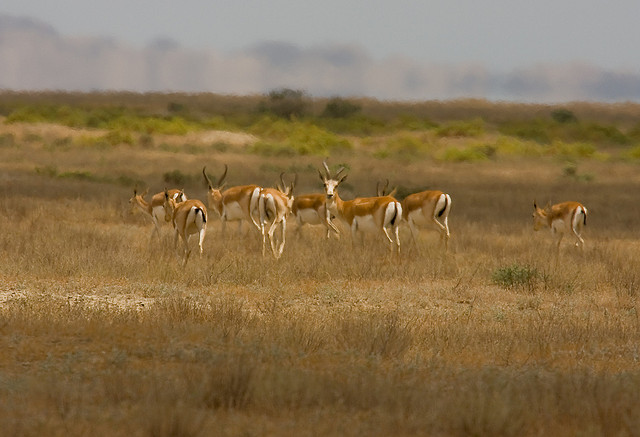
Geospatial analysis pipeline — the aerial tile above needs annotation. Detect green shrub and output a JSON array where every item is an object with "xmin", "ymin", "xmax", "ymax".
[
  {"xmin": 492, "ymin": 264, "xmax": 539, "ymax": 292},
  {"xmin": 249, "ymin": 118, "xmax": 352, "ymax": 156},
  {"xmin": 258, "ymin": 88, "xmax": 309, "ymax": 119},
  {"xmin": 317, "ymin": 115, "xmax": 388, "ymax": 136},
  {"xmin": 625, "ymin": 145, "xmax": 640, "ymax": 160},
  {"xmin": 287, "ymin": 124, "xmax": 352, "ymax": 155},
  {"xmin": 498, "ymin": 120, "xmax": 551, "ymax": 144},
  {"xmin": 58, "ymin": 170, "xmax": 97, "ymax": 182},
  {"xmin": 493, "ymin": 136, "xmax": 545, "ymax": 157},
  {"xmin": 163, "ymin": 170, "xmax": 191, "ymax": 186},
  {"xmin": 551, "ymin": 108, "xmax": 577, "ymax": 124},
  {"xmin": 548, "ymin": 140, "xmax": 597, "ymax": 159},
  {"xmin": 249, "ymin": 116, "xmax": 295, "ymax": 139},
  {"xmin": 438, "ymin": 145, "xmax": 490, "ymax": 162},
  {"xmin": 392, "ymin": 114, "xmax": 438, "ymax": 131},
  {"xmin": 382, "ymin": 134, "xmax": 431, "ymax": 158},
  {"xmin": 435, "ymin": 118, "xmax": 484, "ymax": 137},
  {"xmin": 564, "ymin": 122, "xmax": 629, "ymax": 146},
  {"xmin": 103, "ymin": 130, "xmax": 134, "ymax": 146},
  {"xmin": 321, "ymin": 97, "xmax": 361, "ymax": 118}
]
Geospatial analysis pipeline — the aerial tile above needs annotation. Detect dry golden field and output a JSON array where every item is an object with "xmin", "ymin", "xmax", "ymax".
[{"xmin": 1, "ymin": 102, "xmax": 640, "ymax": 436}]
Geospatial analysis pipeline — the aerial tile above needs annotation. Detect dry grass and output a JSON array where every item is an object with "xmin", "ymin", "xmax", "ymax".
[{"xmin": 1, "ymin": 109, "xmax": 640, "ymax": 436}]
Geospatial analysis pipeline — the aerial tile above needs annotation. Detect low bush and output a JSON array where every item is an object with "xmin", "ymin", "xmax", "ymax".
[
  {"xmin": 435, "ymin": 118, "xmax": 484, "ymax": 138},
  {"xmin": 492, "ymin": 264, "xmax": 539, "ymax": 292},
  {"xmin": 438, "ymin": 145, "xmax": 491, "ymax": 162}
]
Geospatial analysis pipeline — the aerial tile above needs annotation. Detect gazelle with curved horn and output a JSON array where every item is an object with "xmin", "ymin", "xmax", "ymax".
[
  {"xmin": 258, "ymin": 173, "xmax": 296, "ymax": 258},
  {"xmin": 325, "ymin": 169, "xmax": 403, "ymax": 254},
  {"xmin": 129, "ymin": 188, "xmax": 187, "ymax": 239},
  {"xmin": 401, "ymin": 190, "xmax": 452, "ymax": 250},
  {"xmin": 163, "ymin": 188, "xmax": 208, "ymax": 265},
  {"xmin": 202, "ymin": 165, "xmax": 262, "ymax": 236},
  {"xmin": 533, "ymin": 201, "xmax": 587, "ymax": 251},
  {"xmin": 291, "ymin": 161, "xmax": 343, "ymax": 239},
  {"xmin": 376, "ymin": 179, "xmax": 398, "ymax": 197}
]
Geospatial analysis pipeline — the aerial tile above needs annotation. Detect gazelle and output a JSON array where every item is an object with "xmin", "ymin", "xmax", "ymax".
[
  {"xmin": 533, "ymin": 201, "xmax": 587, "ymax": 251},
  {"xmin": 376, "ymin": 179, "xmax": 397, "ymax": 198},
  {"xmin": 163, "ymin": 189, "xmax": 208, "ymax": 265},
  {"xmin": 129, "ymin": 188, "xmax": 187, "ymax": 239},
  {"xmin": 291, "ymin": 162, "xmax": 344, "ymax": 239},
  {"xmin": 401, "ymin": 190, "xmax": 452, "ymax": 250},
  {"xmin": 324, "ymin": 168, "xmax": 402, "ymax": 254},
  {"xmin": 258, "ymin": 173, "xmax": 296, "ymax": 258},
  {"xmin": 202, "ymin": 165, "xmax": 262, "ymax": 236}
]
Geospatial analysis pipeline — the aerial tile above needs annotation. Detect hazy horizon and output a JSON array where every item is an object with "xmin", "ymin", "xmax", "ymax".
[{"xmin": 1, "ymin": 4, "xmax": 639, "ymax": 103}]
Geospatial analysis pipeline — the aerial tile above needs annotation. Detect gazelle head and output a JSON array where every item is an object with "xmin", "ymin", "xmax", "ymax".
[
  {"xmin": 532, "ymin": 201, "xmax": 550, "ymax": 231},
  {"xmin": 202, "ymin": 164, "xmax": 228, "ymax": 209},
  {"xmin": 319, "ymin": 160, "xmax": 347, "ymax": 201},
  {"xmin": 129, "ymin": 187, "xmax": 149, "ymax": 211},
  {"xmin": 278, "ymin": 172, "xmax": 297, "ymax": 212},
  {"xmin": 376, "ymin": 179, "xmax": 398, "ymax": 197},
  {"xmin": 163, "ymin": 188, "xmax": 184, "ymax": 222}
]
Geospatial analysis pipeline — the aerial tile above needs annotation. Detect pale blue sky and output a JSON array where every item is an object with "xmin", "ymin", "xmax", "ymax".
[{"xmin": 2, "ymin": 0, "xmax": 639, "ymax": 71}]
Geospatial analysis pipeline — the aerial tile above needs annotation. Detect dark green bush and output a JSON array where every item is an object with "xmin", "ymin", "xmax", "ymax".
[
  {"xmin": 321, "ymin": 97, "xmax": 361, "ymax": 119},
  {"xmin": 551, "ymin": 109, "xmax": 577, "ymax": 124},
  {"xmin": 258, "ymin": 88, "xmax": 309, "ymax": 119},
  {"xmin": 492, "ymin": 264, "xmax": 539, "ymax": 292}
]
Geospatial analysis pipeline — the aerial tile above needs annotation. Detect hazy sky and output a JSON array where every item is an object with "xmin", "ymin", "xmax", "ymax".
[{"xmin": 2, "ymin": 0, "xmax": 640, "ymax": 71}]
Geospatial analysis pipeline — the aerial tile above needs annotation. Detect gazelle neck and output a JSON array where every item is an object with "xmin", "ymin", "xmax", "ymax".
[
  {"xmin": 207, "ymin": 189, "xmax": 223, "ymax": 215},
  {"xmin": 134, "ymin": 196, "xmax": 152, "ymax": 215},
  {"xmin": 327, "ymin": 190, "xmax": 345, "ymax": 217}
]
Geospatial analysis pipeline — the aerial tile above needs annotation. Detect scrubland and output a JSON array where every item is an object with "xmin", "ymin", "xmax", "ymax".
[{"xmin": 0, "ymin": 92, "xmax": 640, "ymax": 436}]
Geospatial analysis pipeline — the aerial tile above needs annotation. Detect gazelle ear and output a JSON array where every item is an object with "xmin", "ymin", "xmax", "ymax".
[{"xmin": 533, "ymin": 200, "xmax": 537, "ymax": 209}]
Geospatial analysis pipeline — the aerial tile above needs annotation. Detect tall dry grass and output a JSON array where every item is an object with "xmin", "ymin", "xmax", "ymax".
[{"xmin": 1, "ymin": 104, "xmax": 640, "ymax": 436}]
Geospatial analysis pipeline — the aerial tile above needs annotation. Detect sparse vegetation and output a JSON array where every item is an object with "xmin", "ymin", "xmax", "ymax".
[
  {"xmin": 1, "ymin": 91, "xmax": 640, "ymax": 435},
  {"xmin": 492, "ymin": 264, "xmax": 540, "ymax": 292}
]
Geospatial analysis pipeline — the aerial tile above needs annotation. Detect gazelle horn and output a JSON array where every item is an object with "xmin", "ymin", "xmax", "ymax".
[{"xmin": 202, "ymin": 166, "xmax": 214, "ymax": 189}]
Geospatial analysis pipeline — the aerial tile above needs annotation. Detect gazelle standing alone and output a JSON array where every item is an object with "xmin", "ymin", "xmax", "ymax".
[
  {"xmin": 324, "ymin": 167, "xmax": 402, "ymax": 254},
  {"xmin": 402, "ymin": 190, "xmax": 452, "ymax": 250},
  {"xmin": 129, "ymin": 188, "xmax": 187, "ymax": 240},
  {"xmin": 292, "ymin": 162, "xmax": 344, "ymax": 239},
  {"xmin": 258, "ymin": 173, "xmax": 296, "ymax": 259},
  {"xmin": 163, "ymin": 189, "xmax": 208, "ymax": 265},
  {"xmin": 532, "ymin": 201, "xmax": 587, "ymax": 251},
  {"xmin": 202, "ymin": 165, "xmax": 262, "ymax": 236}
]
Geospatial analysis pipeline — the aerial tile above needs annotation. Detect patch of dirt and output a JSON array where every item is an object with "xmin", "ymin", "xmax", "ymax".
[{"xmin": 186, "ymin": 130, "xmax": 258, "ymax": 146}]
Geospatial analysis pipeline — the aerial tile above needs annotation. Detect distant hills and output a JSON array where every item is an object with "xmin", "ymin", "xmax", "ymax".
[{"xmin": 1, "ymin": 14, "xmax": 639, "ymax": 102}]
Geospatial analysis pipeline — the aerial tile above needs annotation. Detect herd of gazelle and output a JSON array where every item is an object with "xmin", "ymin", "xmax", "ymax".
[{"xmin": 129, "ymin": 161, "xmax": 588, "ymax": 264}]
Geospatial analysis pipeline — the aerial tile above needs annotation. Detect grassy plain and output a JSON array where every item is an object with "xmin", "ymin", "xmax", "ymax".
[{"xmin": 0, "ymin": 93, "xmax": 640, "ymax": 436}]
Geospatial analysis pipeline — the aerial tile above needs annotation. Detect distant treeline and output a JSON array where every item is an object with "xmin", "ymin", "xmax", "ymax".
[{"xmin": 2, "ymin": 90, "xmax": 640, "ymax": 127}]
